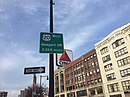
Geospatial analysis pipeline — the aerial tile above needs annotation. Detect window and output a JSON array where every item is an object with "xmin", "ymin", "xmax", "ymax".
[
  {"xmin": 60, "ymin": 85, "xmax": 64, "ymax": 92},
  {"xmin": 68, "ymin": 86, "xmax": 73, "ymax": 90},
  {"xmin": 60, "ymin": 73, "xmax": 64, "ymax": 92},
  {"xmin": 90, "ymin": 72, "xmax": 92, "ymax": 76},
  {"xmin": 93, "ymin": 70, "xmax": 96, "ymax": 76},
  {"xmin": 107, "ymin": 83, "xmax": 120, "ymax": 93},
  {"xmin": 93, "ymin": 53, "xmax": 96, "ymax": 57},
  {"xmin": 75, "ymin": 62, "xmax": 82, "ymax": 68},
  {"xmin": 67, "ymin": 72, "xmax": 73, "ymax": 78},
  {"xmin": 92, "ymin": 62, "xmax": 95, "ymax": 68},
  {"xmin": 76, "ymin": 75, "xmax": 84, "ymax": 82},
  {"xmin": 60, "ymin": 72, "xmax": 64, "ymax": 81},
  {"xmin": 74, "ymin": 68, "xmax": 83, "ymax": 75},
  {"xmin": 84, "ymin": 57, "xmax": 90, "ymax": 62},
  {"xmin": 66, "ymin": 79, "xmax": 73, "ymax": 84},
  {"xmin": 104, "ymin": 63, "xmax": 113, "ymax": 71},
  {"xmin": 98, "ymin": 78, "xmax": 102, "ymax": 83},
  {"xmin": 102, "ymin": 55, "xmax": 111, "ymax": 63},
  {"xmin": 91, "ymin": 55, "xmax": 93, "ymax": 59},
  {"xmin": 77, "ymin": 83, "xmax": 84, "ymax": 88},
  {"xmin": 106, "ymin": 73, "xmax": 116, "ymax": 81},
  {"xmin": 91, "ymin": 80, "xmax": 94, "ymax": 85},
  {"xmin": 112, "ymin": 38, "xmax": 125, "ymax": 49},
  {"xmin": 94, "ymin": 79, "xmax": 97, "ymax": 84},
  {"xmin": 122, "ymin": 80, "xmax": 130, "ymax": 91},
  {"xmin": 86, "ymin": 73, "xmax": 89, "ymax": 78},
  {"xmin": 81, "ymin": 82, "xmax": 86, "ymax": 87},
  {"xmin": 96, "ymin": 87, "xmax": 103, "ymax": 94},
  {"xmin": 55, "ymin": 87, "xmax": 59, "ymax": 94},
  {"xmin": 110, "ymin": 94, "xmax": 122, "ymax": 97},
  {"xmin": 67, "ymin": 92, "xmax": 75, "ymax": 97},
  {"xmin": 100, "ymin": 47, "xmax": 108, "ymax": 55},
  {"xmin": 89, "ymin": 89, "xmax": 95, "ymax": 95},
  {"xmin": 114, "ymin": 47, "xmax": 128, "ymax": 58},
  {"xmin": 94, "ymin": 61, "xmax": 98, "ymax": 67},
  {"xmin": 96, "ymin": 69, "xmax": 100, "ymax": 73},
  {"xmin": 55, "ymin": 75, "xmax": 59, "ymax": 82},
  {"xmin": 84, "ymin": 58, "xmax": 87, "ymax": 62},
  {"xmin": 120, "ymin": 68, "xmax": 130, "ymax": 77},
  {"xmin": 60, "ymin": 94, "xmax": 65, "ymax": 97},
  {"xmin": 77, "ymin": 90, "xmax": 87, "ymax": 96},
  {"xmin": 86, "ymin": 64, "xmax": 90, "ymax": 71},
  {"xmin": 88, "ymin": 81, "xmax": 90, "ymax": 86},
  {"xmin": 117, "ymin": 56, "xmax": 130, "ymax": 67},
  {"xmin": 79, "ymin": 83, "xmax": 83, "ymax": 88}
]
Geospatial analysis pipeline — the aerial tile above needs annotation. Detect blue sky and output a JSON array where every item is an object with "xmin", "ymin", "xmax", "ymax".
[{"xmin": 0, "ymin": 0, "xmax": 130, "ymax": 97}]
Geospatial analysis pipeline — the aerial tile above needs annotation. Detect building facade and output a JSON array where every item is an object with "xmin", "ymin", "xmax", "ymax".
[
  {"xmin": 19, "ymin": 90, "xmax": 27, "ymax": 97},
  {"xmin": 54, "ymin": 67, "xmax": 66, "ymax": 97},
  {"xmin": 0, "ymin": 91, "xmax": 8, "ymax": 97},
  {"xmin": 54, "ymin": 23, "xmax": 130, "ymax": 97},
  {"xmin": 54, "ymin": 49, "xmax": 104, "ymax": 97},
  {"xmin": 95, "ymin": 23, "xmax": 130, "ymax": 97},
  {"xmin": 65, "ymin": 49, "xmax": 104, "ymax": 97}
]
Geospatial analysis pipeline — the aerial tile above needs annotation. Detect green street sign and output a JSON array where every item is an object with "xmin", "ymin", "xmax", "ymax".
[{"xmin": 40, "ymin": 32, "xmax": 64, "ymax": 53}]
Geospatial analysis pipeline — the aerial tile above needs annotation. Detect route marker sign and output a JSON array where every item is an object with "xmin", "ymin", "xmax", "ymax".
[
  {"xmin": 24, "ymin": 67, "xmax": 45, "ymax": 74},
  {"xmin": 39, "ymin": 32, "xmax": 64, "ymax": 53}
]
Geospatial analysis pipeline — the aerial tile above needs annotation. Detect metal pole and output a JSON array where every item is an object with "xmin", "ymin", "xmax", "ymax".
[
  {"xmin": 49, "ymin": 0, "xmax": 54, "ymax": 97},
  {"xmin": 32, "ymin": 74, "xmax": 36, "ymax": 97},
  {"xmin": 40, "ymin": 76, "xmax": 42, "ymax": 97}
]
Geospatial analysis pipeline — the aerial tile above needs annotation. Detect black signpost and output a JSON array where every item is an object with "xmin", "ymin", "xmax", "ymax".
[
  {"xmin": 39, "ymin": 0, "xmax": 64, "ymax": 97},
  {"xmin": 49, "ymin": 0, "xmax": 54, "ymax": 97}
]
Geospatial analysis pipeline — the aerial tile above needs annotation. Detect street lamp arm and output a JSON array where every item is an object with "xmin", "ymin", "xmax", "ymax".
[
  {"xmin": 40, "ymin": 75, "xmax": 49, "ymax": 97},
  {"xmin": 40, "ymin": 75, "xmax": 49, "ymax": 80}
]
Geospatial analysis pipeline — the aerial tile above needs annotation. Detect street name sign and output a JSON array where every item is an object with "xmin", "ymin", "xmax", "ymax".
[
  {"xmin": 39, "ymin": 32, "xmax": 64, "ymax": 53},
  {"xmin": 24, "ymin": 67, "xmax": 45, "ymax": 74}
]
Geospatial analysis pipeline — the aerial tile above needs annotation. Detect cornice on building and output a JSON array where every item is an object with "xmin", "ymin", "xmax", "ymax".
[{"xmin": 95, "ymin": 22, "xmax": 130, "ymax": 49}]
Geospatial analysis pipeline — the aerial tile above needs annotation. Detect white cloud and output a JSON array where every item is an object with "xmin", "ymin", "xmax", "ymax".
[
  {"xmin": 0, "ymin": 56, "xmax": 18, "ymax": 71},
  {"xmin": 65, "ymin": 30, "xmax": 92, "ymax": 50},
  {"xmin": 0, "ymin": 0, "xmax": 14, "ymax": 21},
  {"xmin": 17, "ymin": 0, "xmax": 48, "ymax": 15},
  {"xmin": 70, "ymin": 0, "xmax": 87, "ymax": 14},
  {"xmin": 8, "ymin": 90, "xmax": 20, "ymax": 97},
  {"xmin": 57, "ymin": 0, "xmax": 130, "ymax": 54},
  {"xmin": 0, "ymin": 47, "xmax": 46, "ymax": 71},
  {"xmin": 18, "ymin": 49, "xmax": 41, "ymax": 64},
  {"xmin": 0, "ymin": 40, "xmax": 48, "ymax": 95}
]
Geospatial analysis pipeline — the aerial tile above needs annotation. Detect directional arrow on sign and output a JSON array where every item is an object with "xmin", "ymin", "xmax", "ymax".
[{"xmin": 24, "ymin": 67, "xmax": 45, "ymax": 74}]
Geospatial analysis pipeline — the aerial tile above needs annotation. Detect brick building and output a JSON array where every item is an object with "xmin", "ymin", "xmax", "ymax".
[{"xmin": 54, "ymin": 49, "xmax": 104, "ymax": 97}]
